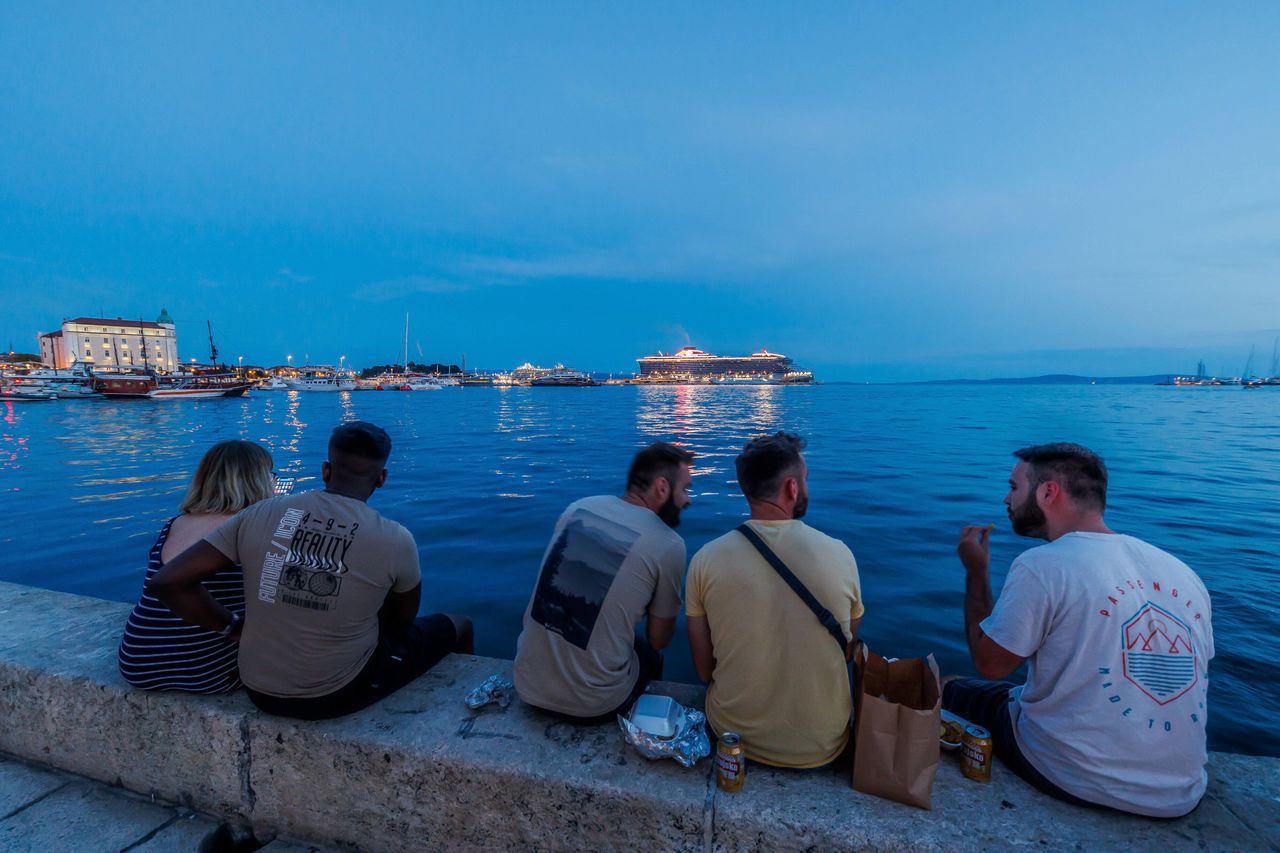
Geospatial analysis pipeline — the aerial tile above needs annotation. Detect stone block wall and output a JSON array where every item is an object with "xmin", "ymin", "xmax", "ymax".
[{"xmin": 0, "ymin": 582, "xmax": 1275, "ymax": 851}]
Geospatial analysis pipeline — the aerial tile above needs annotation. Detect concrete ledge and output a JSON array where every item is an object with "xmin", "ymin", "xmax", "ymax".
[{"xmin": 1, "ymin": 581, "xmax": 1276, "ymax": 851}]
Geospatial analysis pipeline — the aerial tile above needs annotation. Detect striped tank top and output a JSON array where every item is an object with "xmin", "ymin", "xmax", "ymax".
[{"xmin": 117, "ymin": 517, "xmax": 245, "ymax": 693}]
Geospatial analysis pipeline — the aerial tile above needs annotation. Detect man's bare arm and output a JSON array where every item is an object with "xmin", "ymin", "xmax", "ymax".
[
  {"xmin": 646, "ymin": 614, "xmax": 676, "ymax": 650},
  {"xmin": 958, "ymin": 525, "xmax": 1025, "ymax": 679},
  {"xmin": 379, "ymin": 583, "xmax": 422, "ymax": 633},
  {"xmin": 146, "ymin": 541, "xmax": 238, "ymax": 634},
  {"xmin": 845, "ymin": 616, "xmax": 862, "ymax": 662},
  {"xmin": 686, "ymin": 615, "xmax": 715, "ymax": 683}
]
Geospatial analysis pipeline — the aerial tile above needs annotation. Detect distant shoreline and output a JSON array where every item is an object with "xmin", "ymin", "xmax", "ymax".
[{"xmin": 895, "ymin": 373, "xmax": 1175, "ymax": 386}]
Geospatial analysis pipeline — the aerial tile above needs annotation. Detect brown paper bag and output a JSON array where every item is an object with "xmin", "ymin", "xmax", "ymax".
[{"xmin": 851, "ymin": 644, "xmax": 941, "ymax": 809}]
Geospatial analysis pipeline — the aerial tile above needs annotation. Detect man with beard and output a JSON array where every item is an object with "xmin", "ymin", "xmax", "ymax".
[
  {"xmin": 686, "ymin": 432, "xmax": 863, "ymax": 768},
  {"xmin": 949, "ymin": 443, "xmax": 1214, "ymax": 817},
  {"xmin": 514, "ymin": 442, "xmax": 693, "ymax": 724}
]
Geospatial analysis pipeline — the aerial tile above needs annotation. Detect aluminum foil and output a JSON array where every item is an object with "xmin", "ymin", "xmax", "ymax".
[
  {"xmin": 618, "ymin": 705, "xmax": 711, "ymax": 767},
  {"xmin": 465, "ymin": 674, "xmax": 514, "ymax": 711}
]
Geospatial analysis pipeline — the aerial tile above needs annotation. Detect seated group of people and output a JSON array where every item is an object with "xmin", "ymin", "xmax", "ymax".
[{"xmin": 123, "ymin": 422, "xmax": 1214, "ymax": 819}]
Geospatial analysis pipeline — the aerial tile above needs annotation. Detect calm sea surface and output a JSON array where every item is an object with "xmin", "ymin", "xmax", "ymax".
[{"xmin": 1, "ymin": 384, "xmax": 1276, "ymax": 756}]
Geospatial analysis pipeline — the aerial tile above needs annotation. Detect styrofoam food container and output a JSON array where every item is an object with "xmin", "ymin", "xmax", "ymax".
[{"xmin": 628, "ymin": 694, "xmax": 687, "ymax": 740}]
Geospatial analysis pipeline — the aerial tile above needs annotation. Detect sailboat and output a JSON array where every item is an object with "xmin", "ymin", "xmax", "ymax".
[{"xmin": 371, "ymin": 314, "xmax": 442, "ymax": 391}]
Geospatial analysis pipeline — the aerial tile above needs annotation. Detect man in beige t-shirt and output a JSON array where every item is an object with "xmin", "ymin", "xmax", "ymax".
[
  {"xmin": 151, "ymin": 421, "xmax": 473, "ymax": 720},
  {"xmin": 686, "ymin": 432, "xmax": 863, "ymax": 768},
  {"xmin": 514, "ymin": 442, "xmax": 692, "ymax": 723}
]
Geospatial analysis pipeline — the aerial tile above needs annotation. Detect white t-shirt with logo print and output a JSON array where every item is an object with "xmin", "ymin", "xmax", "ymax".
[{"xmin": 981, "ymin": 532, "xmax": 1214, "ymax": 818}]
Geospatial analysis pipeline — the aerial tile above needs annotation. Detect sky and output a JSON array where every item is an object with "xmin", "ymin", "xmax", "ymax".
[{"xmin": 2, "ymin": 3, "xmax": 1279, "ymax": 381}]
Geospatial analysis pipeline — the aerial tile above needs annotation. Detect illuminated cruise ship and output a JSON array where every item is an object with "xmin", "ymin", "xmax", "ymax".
[{"xmin": 635, "ymin": 346, "xmax": 814, "ymax": 384}]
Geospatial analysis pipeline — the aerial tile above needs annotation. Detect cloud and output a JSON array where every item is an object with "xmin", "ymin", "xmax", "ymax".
[
  {"xmin": 458, "ymin": 240, "xmax": 793, "ymax": 285},
  {"xmin": 352, "ymin": 275, "xmax": 469, "ymax": 302},
  {"xmin": 275, "ymin": 267, "xmax": 313, "ymax": 285}
]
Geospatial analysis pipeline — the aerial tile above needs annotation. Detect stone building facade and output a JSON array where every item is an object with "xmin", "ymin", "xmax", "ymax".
[{"xmin": 39, "ymin": 310, "xmax": 179, "ymax": 371}]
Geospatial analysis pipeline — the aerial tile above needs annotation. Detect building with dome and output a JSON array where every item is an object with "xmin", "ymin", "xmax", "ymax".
[{"xmin": 38, "ymin": 310, "xmax": 180, "ymax": 371}]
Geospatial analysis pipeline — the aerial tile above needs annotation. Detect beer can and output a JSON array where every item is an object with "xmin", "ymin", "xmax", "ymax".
[
  {"xmin": 960, "ymin": 724, "xmax": 993, "ymax": 782},
  {"xmin": 715, "ymin": 732, "xmax": 746, "ymax": 792}
]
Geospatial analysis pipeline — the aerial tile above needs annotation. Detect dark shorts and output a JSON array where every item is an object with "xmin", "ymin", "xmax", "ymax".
[
  {"xmin": 247, "ymin": 614, "xmax": 458, "ymax": 721},
  {"xmin": 530, "ymin": 637, "xmax": 664, "ymax": 726},
  {"xmin": 942, "ymin": 677, "xmax": 1099, "ymax": 809}
]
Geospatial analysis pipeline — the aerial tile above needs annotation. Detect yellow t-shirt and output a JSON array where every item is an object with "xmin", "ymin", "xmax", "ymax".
[{"xmin": 686, "ymin": 519, "xmax": 864, "ymax": 768}]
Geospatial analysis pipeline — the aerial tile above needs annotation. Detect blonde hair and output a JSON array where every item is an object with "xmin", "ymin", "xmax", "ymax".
[{"xmin": 179, "ymin": 440, "xmax": 275, "ymax": 515}]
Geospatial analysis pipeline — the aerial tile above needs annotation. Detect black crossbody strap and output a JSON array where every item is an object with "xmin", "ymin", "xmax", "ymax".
[{"xmin": 736, "ymin": 523, "xmax": 848, "ymax": 655}]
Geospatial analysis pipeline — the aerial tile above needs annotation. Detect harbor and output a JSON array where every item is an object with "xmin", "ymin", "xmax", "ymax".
[
  {"xmin": 2, "ymin": 311, "xmax": 828, "ymax": 399},
  {"xmin": 7, "ymin": 312, "xmax": 1280, "ymax": 401}
]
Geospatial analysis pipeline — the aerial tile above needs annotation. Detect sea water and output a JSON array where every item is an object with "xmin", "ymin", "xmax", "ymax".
[{"xmin": 1, "ymin": 384, "xmax": 1275, "ymax": 756}]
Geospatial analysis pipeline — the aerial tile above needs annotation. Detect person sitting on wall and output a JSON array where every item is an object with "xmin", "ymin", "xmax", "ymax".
[
  {"xmin": 119, "ymin": 439, "xmax": 275, "ymax": 693},
  {"xmin": 149, "ymin": 421, "xmax": 473, "ymax": 720},
  {"xmin": 948, "ymin": 442, "xmax": 1214, "ymax": 817},
  {"xmin": 686, "ymin": 432, "xmax": 863, "ymax": 768},
  {"xmin": 514, "ymin": 442, "xmax": 693, "ymax": 724}
]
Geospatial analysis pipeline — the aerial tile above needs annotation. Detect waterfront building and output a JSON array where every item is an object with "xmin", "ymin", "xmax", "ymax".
[{"xmin": 39, "ymin": 310, "xmax": 180, "ymax": 371}]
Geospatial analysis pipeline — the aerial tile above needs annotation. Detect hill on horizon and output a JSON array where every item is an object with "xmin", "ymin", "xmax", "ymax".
[{"xmin": 904, "ymin": 373, "xmax": 1174, "ymax": 385}]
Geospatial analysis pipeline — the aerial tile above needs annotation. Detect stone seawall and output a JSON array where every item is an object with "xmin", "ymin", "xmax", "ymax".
[{"xmin": 0, "ymin": 581, "xmax": 1275, "ymax": 851}]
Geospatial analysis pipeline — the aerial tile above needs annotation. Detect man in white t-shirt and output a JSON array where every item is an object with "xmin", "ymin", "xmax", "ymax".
[{"xmin": 949, "ymin": 442, "xmax": 1213, "ymax": 818}]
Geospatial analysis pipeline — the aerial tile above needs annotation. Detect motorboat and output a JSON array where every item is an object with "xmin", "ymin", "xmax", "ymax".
[
  {"xmin": 530, "ymin": 368, "xmax": 599, "ymax": 387},
  {"xmin": 399, "ymin": 377, "xmax": 444, "ymax": 391},
  {"xmin": 0, "ymin": 386, "xmax": 57, "ymax": 401},
  {"xmin": 285, "ymin": 367, "xmax": 358, "ymax": 392}
]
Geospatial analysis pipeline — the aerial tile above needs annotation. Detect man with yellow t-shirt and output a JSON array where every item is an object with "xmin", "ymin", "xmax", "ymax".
[{"xmin": 686, "ymin": 432, "xmax": 864, "ymax": 768}]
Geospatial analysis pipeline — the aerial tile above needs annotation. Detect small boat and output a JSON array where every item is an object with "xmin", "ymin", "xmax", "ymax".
[
  {"xmin": 0, "ymin": 386, "xmax": 57, "ymax": 401},
  {"xmin": 258, "ymin": 378, "xmax": 290, "ymax": 390},
  {"xmin": 398, "ymin": 377, "xmax": 444, "ymax": 391},
  {"xmin": 44, "ymin": 381, "xmax": 102, "ymax": 398},
  {"xmin": 285, "ymin": 366, "xmax": 358, "ymax": 392},
  {"xmin": 0, "ymin": 363, "xmax": 99, "ymax": 398},
  {"xmin": 530, "ymin": 368, "xmax": 599, "ymax": 387}
]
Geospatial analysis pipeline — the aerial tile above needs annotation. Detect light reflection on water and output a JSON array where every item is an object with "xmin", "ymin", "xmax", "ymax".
[{"xmin": 0, "ymin": 385, "xmax": 1276, "ymax": 756}]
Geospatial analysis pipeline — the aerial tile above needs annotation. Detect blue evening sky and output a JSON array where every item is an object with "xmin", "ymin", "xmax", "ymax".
[{"xmin": 2, "ymin": 3, "xmax": 1278, "ymax": 380}]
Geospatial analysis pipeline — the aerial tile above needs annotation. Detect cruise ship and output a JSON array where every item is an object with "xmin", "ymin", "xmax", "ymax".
[{"xmin": 635, "ymin": 346, "xmax": 814, "ymax": 384}]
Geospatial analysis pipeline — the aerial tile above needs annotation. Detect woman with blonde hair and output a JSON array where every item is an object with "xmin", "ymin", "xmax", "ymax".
[{"xmin": 118, "ymin": 439, "xmax": 275, "ymax": 693}]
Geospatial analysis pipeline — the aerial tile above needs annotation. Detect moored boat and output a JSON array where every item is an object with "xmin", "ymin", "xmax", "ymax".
[
  {"xmin": 399, "ymin": 378, "xmax": 444, "ymax": 391},
  {"xmin": 285, "ymin": 366, "xmax": 358, "ymax": 392},
  {"xmin": 0, "ymin": 386, "xmax": 58, "ymax": 401},
  {"xmin": 93, "ymin": 366, "xmax": 252, "ymax": 399},
  {"xmin": 530, "ymin": 368, "xmax": 599, "ymax": 387}
]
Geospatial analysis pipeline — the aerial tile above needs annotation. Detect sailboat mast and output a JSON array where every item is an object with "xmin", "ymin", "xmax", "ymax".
[
  {"xmin": 403, "ymin": 313, "xmax": 409, "ymax": 373},
  {"xmin": 207, "ymin": 321, "xmax": 220, "ymax": 365}
]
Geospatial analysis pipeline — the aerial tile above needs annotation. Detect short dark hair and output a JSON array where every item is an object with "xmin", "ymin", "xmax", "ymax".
[
  {"xmin": 329, "ymin": 421, "xmax": 392, "ymax": 465},
  {"xmin": 626, "ymin": 442, "xmax": 694, "ymax": 493},
  {"xmin": 736, "ymin": 432, "xmax": 806, "ymax": 501},
  {"xmin": 1013, "ymin": 442, "xmax": 1108, "ymax": 511}
]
